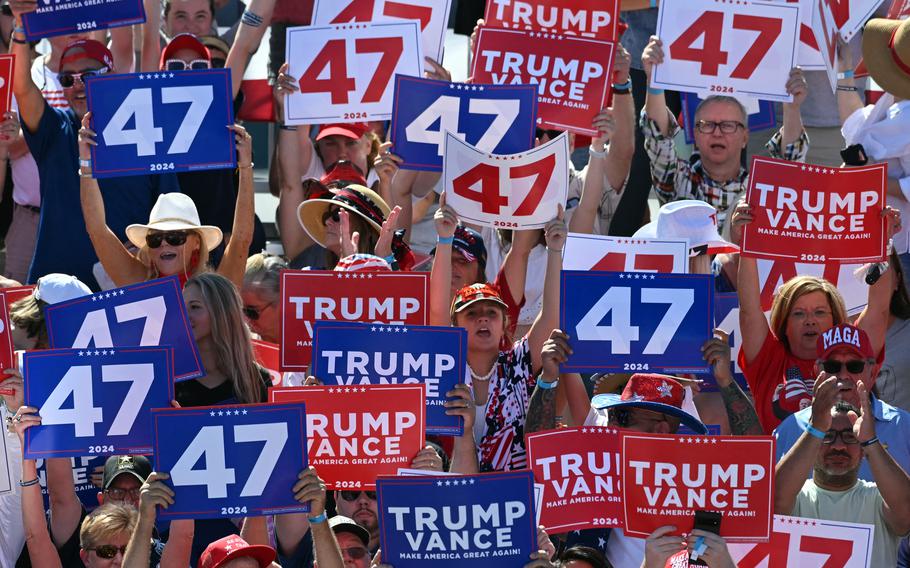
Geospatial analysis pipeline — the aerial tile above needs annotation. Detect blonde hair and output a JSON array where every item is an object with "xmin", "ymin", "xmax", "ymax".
[
  {"xmin": 138, "ymin": 229, "xmax": 211, "ymax": 281},
  {"xmin": 185, "ymin": 272, "xmax": 264, "ymax": 404},
  {"xmin": 769, "ymin": 276, "xmax": 847, "ymax": 351},
  {"xmin": 80, "ymin": 503, "xmax": 138, "ymax": 550},
  {"xmin": 243, "ymin": 253, "xmax": 287, "ymax": 301}
]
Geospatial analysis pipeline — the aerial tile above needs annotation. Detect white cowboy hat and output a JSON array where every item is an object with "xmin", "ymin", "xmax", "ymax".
[
  {"xmin": 633, "ymin": 200, "xmax": 739, "ymax": 256},
  {"xmin": 125, "ymin": 193, "xmax": 223, "ymax": 251}
]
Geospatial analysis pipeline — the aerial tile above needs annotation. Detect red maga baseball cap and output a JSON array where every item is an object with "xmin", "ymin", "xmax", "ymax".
[
  {"xmin": 817, "ymin": 324, "xmax": 875, "ymax": 360},
  {"xmin": 199, "ymin": 535, "xmax": 275, "ymax": 568},
  {"xmin": 60, "ymin": 39, "xmax": 114, "ymax": 70},
  {"xmin": 160, "ymin": 33, "xmax": 211, "ymax": 69},
  {"xmin": 316, "ymin": 122, "xmax": 368, "ymax": 141}
]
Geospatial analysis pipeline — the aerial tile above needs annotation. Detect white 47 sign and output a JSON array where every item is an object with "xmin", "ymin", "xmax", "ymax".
[
  {"xmin": 443, "ymin": 131, "xmax": 569, "ymax": 230},
  {"xmin": 653, "ymin": 0, "xmax": 800, "ymax": 101},
  {"xmin": 284, "ymin": 22, "xmax": 424, "ymax": 124}
]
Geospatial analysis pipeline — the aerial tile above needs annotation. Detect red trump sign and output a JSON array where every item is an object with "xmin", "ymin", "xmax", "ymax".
[
  {"xmin": 742, "ymin": 157, "xmax": 887, "ymax": 264},
  {"xmin": 622, "ymin": 434, "xmax": 775, "ymax": 541},
  {"xmin": 483, "ymin": 0, "xmax": 621, "ymax": 40},
  {"xmin": 270, "ymin": 384, "xmax": 425, "ymax": 489},
  {"xmin": 526, "ymin": 426, "xmax": 623, "ymax": 533},
  {"xmin": 279, "ymin": 270, "xmax": 428, "ymax": 371},
  {"xmin": 471, "ymin": 27, "xmax": 614, "ymax": 136}
]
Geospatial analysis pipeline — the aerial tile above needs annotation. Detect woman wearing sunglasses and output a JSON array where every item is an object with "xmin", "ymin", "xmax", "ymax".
[{"xmin": 77, "ymin": 112, "xmax": 255, "ymax": 290}]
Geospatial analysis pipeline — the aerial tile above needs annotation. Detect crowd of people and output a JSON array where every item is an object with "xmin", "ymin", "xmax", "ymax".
[{"xmin": 0, "ymin": 0, "xmax": 907, "ymax": 566}]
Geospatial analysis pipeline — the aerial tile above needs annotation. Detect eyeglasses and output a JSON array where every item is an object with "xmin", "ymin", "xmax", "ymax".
[
  {"xmin": 322, "ymin": 207, "xmax": 343, "ymax": 225},
  {"xmin": 695, "ymin": 120, "xmax": 745, "ymax": 134},
  {"xmin": 536, "ymin": 128, "xmax": 562, "ymax": 140},
  {"xmin": 104, "ymin": 487, "xmax": 141, "ymax": 501},
  {"xmin": 339, "ymin": 490, "xmax": 376, "ymax": 501},
  {"xmin": 58, "ymin": 68, "xmax": 109, "ymax": 88},
  {"xmin": 821, "ymin": 359, "xmax": 868, "ymax": 374},
  {"xmin": 243, "ymin": 302, "xmax": 273, "ymax": 321},
  {"xmin": 822, "ymin": 429, "xmax": 859, "ymax": 445},
  {"xmin": 146, "ymin": 231, "xmax": 189, "ymax": 248},
  {"xmin": 164, "ymin": 59, "xmax": 211, "ymax": 71},
  {"xmin": 86, "ymin": 545, "xmax": 128, "ymax": 559},
  {"xmin": 341, "ymin": 546, "xmax": 370, "ymax": 560}
]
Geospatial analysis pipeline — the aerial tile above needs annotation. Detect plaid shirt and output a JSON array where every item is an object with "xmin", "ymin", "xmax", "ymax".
[{"xmin": 642, "ymin": 110, "xmax": 810, "ymax": 229}]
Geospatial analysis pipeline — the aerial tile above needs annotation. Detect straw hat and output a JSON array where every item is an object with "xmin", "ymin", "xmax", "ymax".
[
  {"xmin": 863, "ymin": 18, "xmax": 910, "ymax": 100},
  {"xmin": 125, "ymin": 193, "xmax": 223, "ymax": 251},
  {"xmin": 297, "ymin": 185, "xmax": 390, "ymax": 248}
]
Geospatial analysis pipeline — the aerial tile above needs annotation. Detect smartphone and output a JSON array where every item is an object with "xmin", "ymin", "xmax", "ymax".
[{"xmin": 689, "ymin": 510, "xmax": 722, "ymax": 566}]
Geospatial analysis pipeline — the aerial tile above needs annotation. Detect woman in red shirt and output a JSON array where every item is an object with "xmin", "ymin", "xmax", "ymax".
[{"xmin": 733, "ymin": 201, "xmax": 895, "ymax": 432}]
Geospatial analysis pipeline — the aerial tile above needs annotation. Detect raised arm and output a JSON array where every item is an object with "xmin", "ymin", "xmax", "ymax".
[
  {"xmin": 498, "ymin": 228, "xmax": 537, "ymax": 311},
  {"xmin": 641, "ymin": 36, "xmax": 670, "ymax": 136},
  {"xmin": 854, "ymin": 209, "xmax": 901, "ymax": 356},
  {"xmin": 429, "ymin": 193, "xmax": 458, "ymax": 326},
  {"xmin": 835, "ymin": 37, "xmax": 864, "ymax": 124},
  {"xmin": 109, "ymin": 25, "xmax": 135, "ymax": 73},
  {"xmin": 446, "ymin": 383, "xmax": 479, "ymax": 474},
  {"xmin": 224, "ymin": 0, "xmax": 278, "ymax": 98},
  {"xmin": 780, "ymin": 68, "xmax": 807, "ymax": 148},
  {"xmin": 9, "ymin": 1, "xmax": 45, "ymax": 133},
  {"xmin": 78, "ymin": 113, "xmax": 148, "ymax": 286},
  {"xmin": 139, "ymin": 0, "xmax": 162, "ymax": 73},
  {"xmin": 13, "ymin": 407, "xmax": 63, "ymax": 568},
  {"xmin": 732, "ymin": 202, "xmax": 770, "ymax": 362},
  {"xmin": 217, "ymin": 125, "xmax": 255, "ymax": 288},
  {"xmin": 604, "ymin": 45, "xmax": 635, "ymax": 193},
  {"xmin": 276, "ymin": 467, "xmax": 345, "ymax": 568},
  {"xmin": 526, "ymin": 329, "xmax": 569, "ymax": 433},
  {"xmin": 703, "ymin": 330, "xmax": 764, "ymax": 435},
  {"xmin": 774, "ymin": 376, "xmax": 836, "ymax": 514},
  {"xmin": 526, "ymin": 207, "xmax": 566, "ymax": 373}
]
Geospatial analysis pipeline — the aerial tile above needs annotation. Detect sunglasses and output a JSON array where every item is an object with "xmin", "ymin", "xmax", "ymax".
[
  {"xmin": 211, "ymin": 57, "xmax": 226, "ymax": 69},
  {"xmin": 242, "ymin": 302, "xmax": 273, "ymax": 321},
  {"xmin": 58, "ymin": 68, "xmax": 108, "ymax": 88},
  {"xmin": 164, "ymin": 59, "xmax": 211, "ymax": 71},
  {"xmin": 341, "ymin": 546, "xmax": 370, "ymax": 560},
  {"xmin": 821, "ymin": 359, "xmax": 868, "ymax": 374},
  {"xmin": 146, "ymin": 231, "xmax": 189, "ymax": 248},
  {"xmin": 322, "ymin": 206, "xmax": 343, "ymax": 224},
  {"xmin": 86, "ymin": 545, "xmax": 128, "ymax": 559},
  {"xmin": 339, "ymin": 490, "xmax": 376, "ymax": 501},
  {"xmin": 104, "ymin": 487, "xmax": 141, "ymax": 501}
]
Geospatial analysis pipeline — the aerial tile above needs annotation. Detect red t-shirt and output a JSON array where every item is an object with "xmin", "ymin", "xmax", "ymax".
[{"xmin": 738, "ymin": 332, "xmax": 817, "ymax": 433}]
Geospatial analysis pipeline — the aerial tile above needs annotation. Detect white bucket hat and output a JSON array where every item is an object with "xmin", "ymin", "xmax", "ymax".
[
  {"xmin": 633, "ymin": 200, "xmax": 739, "ymax": 256},
  {"xmin": 125, "ymin": 193, "xmax": 223, "ymax": 251},
  {"xmin": 34, "ymin": 273, "xmax": 92, "ymax": 304}
]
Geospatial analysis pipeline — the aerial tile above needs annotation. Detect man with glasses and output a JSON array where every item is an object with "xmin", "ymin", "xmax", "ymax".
[
  {"xmin": 638, "ymin": 35, "xmax": 809, "ymax": 231},
  {"xmin": 7, "ymin": 3, "xmax": 180, "ymax": 290},
  {"xmin": 333, "ymin": 489, "xmax": 380, "ymax": 554},
  {"xmin": 774, "ymin": 376, "xmax": 910, "ymax": 567},
  {"xmin": 774, "ymin": 323, "xmax": 910, "ymax": 480}
]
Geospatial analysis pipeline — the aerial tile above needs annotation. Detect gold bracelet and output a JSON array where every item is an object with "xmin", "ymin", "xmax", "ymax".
[{"xmin": 238, "ymin": 162, "xmax": 254, "ymax": 169}]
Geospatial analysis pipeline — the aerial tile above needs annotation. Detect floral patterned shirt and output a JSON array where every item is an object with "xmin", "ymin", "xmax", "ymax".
[{"xmin": 473, "ymin": 337, "xmax": 535, "ymax": 472}]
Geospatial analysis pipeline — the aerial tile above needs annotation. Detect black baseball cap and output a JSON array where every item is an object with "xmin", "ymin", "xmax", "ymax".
[{"xmin": 102, "ymin": 455, "xmax": 152, "ymax": 489}]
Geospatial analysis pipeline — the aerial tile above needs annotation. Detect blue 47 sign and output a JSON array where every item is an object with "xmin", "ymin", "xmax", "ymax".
[
  {"xmin": 153, "ymin": 403, "xmax": 309, "ymax": 520},
  {"xmin": 377, "ymin": 470, "xmax": 537, "ymax": 567},
  {"xmin": 85, "ymin": 69, "xmax": 236, "ymax": 178},
  {"xmin": 22, "ymin": 0, "xmax": 145, "ymax": 40},
  {"xmin": 23, "ymin": 347, "xmax": 173, "ymax": 459},
  {"xmin": 311, "ymin": 321, "xmax": 467, "ymax": 436},
  {"xmin": 45, "ymin": 276, "xmax": 203, "ymax": 381},
  {"xmin": 559, "ymin": 271, "xmax": 714, "ymax": 373},
  {"xmin": 390, "ymin": 75, "xmax": 537, "ymax": 171}
]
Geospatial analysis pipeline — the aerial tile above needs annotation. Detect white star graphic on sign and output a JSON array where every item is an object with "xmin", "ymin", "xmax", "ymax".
[
  {"xmin": 437, "ymin": 480, "xmax": 444, "ymax": 486},
  {"xmin": 401, "ymin": 327, "xmax": 408, "ymax": 333},
  {"xmin": 218, "ymin": 410, "xmax": 224, "ymax": 416},
  {"xmin": 371, "ymin": 326, "xmax": 376, "ymax": 332},
  {"xmin": 210, "ymin": 411, "xmax": 216, "ymax": 416},
  {"xmin": 656, "ymin": 381, "xmax": 673, "ymax": 398},
  {"xmin": 242, "ymin": 409, "xmax": 247, "ymax": 415},
  {"xmin": 78, "ymin": 351, "xmax": 84, "ymax": 356},
  {"xmin": 469, "ymin": 479, "xmax": 475, "ymax": 484},
  {"xmin": 394, "ymin": 327, "xmax": 401, "ymax": 332},
  {"xmin": 598, "ymin": 537, "xmax": 606, "ymax": 548},
  {"xmin": 93, "ymin": 350, "xmax": 100, "ymax": 356}
]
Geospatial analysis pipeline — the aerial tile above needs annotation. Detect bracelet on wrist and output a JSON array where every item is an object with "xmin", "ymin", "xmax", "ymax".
[
  {"xmin": 647, "ymin": 87, "xmax": 665, "ymax": 95},
  {"xmin": 537, "ymin": 376, "xmax": 559, "ymax": 390},
  {"xmin": 79, "ymin": 158, "xmax": 91, "ymax": 168},
  {"xmin": 437, "ymin": 235, "xmax": 455, "ymax": 245},
  {"xmin": 19, "ymin": 478, "xmax": 39, "ymax": 487},
  {"xmin": 805, "ymin": 423, "xmax": 826, "ymax": 439},
  {"xmin": 307, "ymin": 512, "xmax": 327, "ymax": 524},
  {"xmin": 11, "ymin": 36, "xmax": 25, "ymax": 45},
  {"xmin": 589, "ymin": 144, "xmax": 607, "ymax": 159},
  {"xmin": 611, "ymin": 79, "xmax": 632, "ymax": 93},
  {"xmin": 836, "ymin": 85, "xmax": 858, "ymax": 92},
  {"xmin": 546, "ymin": 245, "xmax": 563, "ymax": 253},
  {"xmin": 238, "ymin": 162, "xmax": 254, "ymax": 169},
  {"xmin": 279, "ymin": 124, "xmax": 298, "ymax": 131},
  {"xmin": 13, "ymin": 25, "xmax": 25, "ymax": 35},
  {"xmin": 860, "ymin": 436, "xmax": 880, "ymax": 448},
  {"xmin": 837, "ymin": 70, "xmax": 854, "ymax": 79}
]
